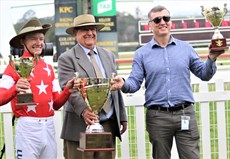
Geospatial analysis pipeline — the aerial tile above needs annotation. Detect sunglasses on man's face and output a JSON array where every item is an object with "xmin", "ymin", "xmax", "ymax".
[{"xmin": 150, "ymin": 16, "xmax": 171, "ymax": 24}]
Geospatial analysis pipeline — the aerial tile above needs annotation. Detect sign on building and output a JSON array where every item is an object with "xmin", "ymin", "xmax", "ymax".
[
  {"xmin": 54, "ymin": 0, "xmax": 77, "ymax": 60},
  {"xmin": 92, "ymin": 0, "xmax": 118, "ymax": 56},
  {"xmin": 92, "ymin": 0, "xmax": 116, "ymax": 16}
]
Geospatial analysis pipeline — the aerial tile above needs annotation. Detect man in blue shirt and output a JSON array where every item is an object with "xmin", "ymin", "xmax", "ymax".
[{"xmin": 111, "ymin": 5, "xmax": 224, "ymax": 159}]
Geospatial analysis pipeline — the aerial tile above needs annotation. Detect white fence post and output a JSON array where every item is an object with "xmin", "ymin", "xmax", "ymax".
[
  {"xmin": 216, "ymin": 79, "xmax": 227, "ymax": 159},
  {"xmin": 53, "ymin": 109, "xmax": 64, "ymax": 159},
  {"xmin": 135, "ymin": 106, "xmax": 146, "ymax": 159},
  {"xmin": 120, "ymin": 107, "xmax": 130, "ymax": 159},
  {"xmin": 0, "ymin": 103, "xmax": 15, "ymax": 159},
  {"xmin": 199, "ymin": 82, "xmax": 211, "ymax": 159},
  {"xmin": 3, "ymin": 113, "xmax": 15, "ymax": 159}
]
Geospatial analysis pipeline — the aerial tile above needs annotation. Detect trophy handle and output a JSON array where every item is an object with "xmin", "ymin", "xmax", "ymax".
[
  {"xmin": 74, "ymin": 72, "xmax": 79, "ymax": 79},
  {"xmin": 111, "ymin": 72, "xmax": 116, "ymax": 78},
  {"xmin": 8, "ymin": 55, "xmax": 21, "ymax": 77},
  {"xmin": 200, "ymin": 6, "xmax": 204, "ymax": 16},
  {"xmin": 9, "ymin": 55, "xmax": 19, "ymax": 68},
  {"xmin": 223, "ymin": 3, "xmax": 227, "ymax": 16},
  {"xmin": 74, "ymin": 73, "xmax": 91, "ymax": 110},
  {"xmin": 9, "ymin": 55, "xmax": 13, "ymax": 67},
  {"xmin": 33, "ymin": 54, "xmax": 39, "ymax": 67}
]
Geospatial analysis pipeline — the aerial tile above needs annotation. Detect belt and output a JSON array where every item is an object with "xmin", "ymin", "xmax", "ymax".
[
  {"xmin": 19, "ymin": 116, "xmax": 53, "ymax": 122},
  {"xmin": 147, "ymin": 102, "xmax": 192, "ymax": 111}
]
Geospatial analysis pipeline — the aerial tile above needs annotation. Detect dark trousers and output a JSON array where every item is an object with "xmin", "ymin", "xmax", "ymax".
[
  {"xmin": 63, "ymin": 120, "xmax": 116, "ymax": 159},
  {"xmin": 146, "ymin": 105, "xmax": 200, "ymax": 159}
]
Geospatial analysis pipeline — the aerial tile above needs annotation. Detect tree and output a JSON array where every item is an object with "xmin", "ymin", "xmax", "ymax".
[{"xmin": 117, "ymin": 11, "xmax": 138, "ymax": 43}]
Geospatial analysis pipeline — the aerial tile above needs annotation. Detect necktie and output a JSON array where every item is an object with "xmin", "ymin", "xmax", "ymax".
[
  {"xmin": 88, "ymin": 50, "xmax": 103, "ymax": 78},
  {"xmin": 88, "ymin": 50, "xmax": 111, "ymax": 114}
]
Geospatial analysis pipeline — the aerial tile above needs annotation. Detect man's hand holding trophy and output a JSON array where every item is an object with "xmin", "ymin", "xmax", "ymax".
[{"xmin": 201, "ymin": 3, "xmax": 229, "ymax": 52}]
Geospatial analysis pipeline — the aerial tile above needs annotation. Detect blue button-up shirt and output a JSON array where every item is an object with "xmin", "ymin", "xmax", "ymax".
[{"xmin": 122, "ymin": 36, "xmax": 216, "ymax": 107}]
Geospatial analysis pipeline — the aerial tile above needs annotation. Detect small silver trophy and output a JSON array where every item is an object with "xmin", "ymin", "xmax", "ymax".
[{"xmin": 201, "ymin": 4, "xmax": 229, "ymax": 51}]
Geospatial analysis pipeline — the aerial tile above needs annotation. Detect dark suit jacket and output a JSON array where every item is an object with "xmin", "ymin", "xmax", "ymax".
[{"xmin": 58, "ymin": 44, "xmax": 127, "ymax": 142}]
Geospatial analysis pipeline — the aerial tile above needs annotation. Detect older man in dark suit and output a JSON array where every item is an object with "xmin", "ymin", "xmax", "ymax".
[{"xmin": 58, "ymin": 14, "xmax": 127, "ymax": 159}]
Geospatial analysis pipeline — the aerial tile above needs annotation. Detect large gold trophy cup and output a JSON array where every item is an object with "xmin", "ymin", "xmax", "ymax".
[
  {"xmin": 201, "ymin": 4, "xmax": 229, "ymax": 51},
  {"xmin": 9, "ymin": 55, "xmax": 37, "ymax": 105},
  {"xmin": 76, "ymin": 73, "xmax": 115, "ymax": 157},
  {"xmin": 79, "ymin": 77, "xmax": 110, "ymax": 133}
]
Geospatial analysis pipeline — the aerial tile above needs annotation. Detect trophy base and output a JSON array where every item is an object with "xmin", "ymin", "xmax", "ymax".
[
  {"xmin": 86, "ymin": 121, "xmax": 104, "ymax": 133},
  {"xmin": 76, "ymin": 148, "xmax": 114, "ymax": 159},
  {"xmin": 77, "ymin": 132, "xmax": 114, "ymax": 159},
  {"xmin": 79, "ymin": 132, "xmax": 113, "ymax": 149},
  {"xmin": 210, "ymin": 38, "xmax": 229, "ymax": 52},
  {"xmin": 17, "ymin": 93, "xmax": 36, "ymax": 106}
]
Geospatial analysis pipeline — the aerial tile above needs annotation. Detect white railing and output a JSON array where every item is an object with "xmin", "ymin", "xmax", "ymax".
[
  {"xmin": 0, "ymin": 70, "xmax": 230, "ymax": 159},
  {"xmin": 117, "ymin": 73, "xmax": 230, "ymax": 159}
]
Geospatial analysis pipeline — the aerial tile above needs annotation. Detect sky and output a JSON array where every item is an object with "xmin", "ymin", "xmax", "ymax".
[
  {"xmin": 4, "ymin": 0, "xmax": 54, "ymax": 24},
  {"xmin": 0, "ymin": 0, "xmax": 54, "ymax": 58},
  {"xmin": 117, "ymin": 0, "xmax": 230, "ymax": 19},
  {"xmin": 0, "ymin": 0, "xmax": 229, "ymax": 58},
  {"xmin": 3, "ymin": 0, "xmax": 230, "ymax": 23}
]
